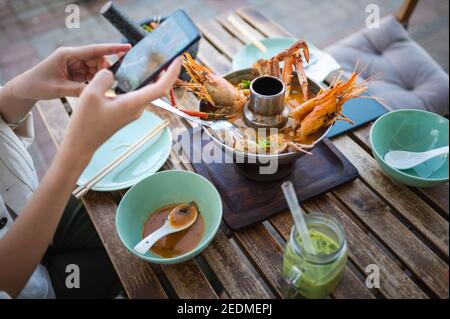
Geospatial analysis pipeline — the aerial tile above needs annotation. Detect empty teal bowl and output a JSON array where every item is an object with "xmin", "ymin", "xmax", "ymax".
[
  {"xmin": 116, "ymin": 170, "xmax": 223, "ymax": 264},
  {"xmin": 370, "ymin": 109, "xmax": 449, "ymax": 187}
]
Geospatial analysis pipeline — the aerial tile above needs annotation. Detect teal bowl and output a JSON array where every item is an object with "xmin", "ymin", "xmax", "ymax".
[
  {"xmin": 116, "ymin": 170, "xmax": 223, "ymax": 264},
  {"xmin": 370, "ymin": 109, "xmax": 449, "ymax": 187}
]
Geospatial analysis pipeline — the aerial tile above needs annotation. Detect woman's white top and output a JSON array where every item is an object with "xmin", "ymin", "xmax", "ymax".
[{"xmin": 0, "ymin": 109, "xmax": 55, "ymax": 299}]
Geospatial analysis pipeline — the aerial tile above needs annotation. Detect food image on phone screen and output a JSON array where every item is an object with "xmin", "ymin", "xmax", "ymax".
[{"xmin": 113, "ymin": 10, "xmax": 199, "ymax": 93}]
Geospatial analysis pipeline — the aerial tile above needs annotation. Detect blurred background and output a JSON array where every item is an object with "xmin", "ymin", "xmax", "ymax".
[{"xmin": 0, "ymin": 0, "xmax": 448, "ymax": 178}]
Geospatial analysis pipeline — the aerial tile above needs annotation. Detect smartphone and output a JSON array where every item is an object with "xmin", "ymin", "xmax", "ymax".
[{"xmin": 110, "ymin": 10, "xmax": 200, "ymax": 93}]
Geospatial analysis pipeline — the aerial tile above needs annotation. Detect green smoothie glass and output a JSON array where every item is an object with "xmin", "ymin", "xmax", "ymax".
[{"xmin": 282, "ymin": 213, "xmax": 348, "ymax": 299}]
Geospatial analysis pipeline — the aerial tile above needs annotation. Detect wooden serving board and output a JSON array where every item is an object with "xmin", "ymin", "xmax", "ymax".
[{"xmin": 182, "ymin": 128, "xmax": 359, "ymax": 230}]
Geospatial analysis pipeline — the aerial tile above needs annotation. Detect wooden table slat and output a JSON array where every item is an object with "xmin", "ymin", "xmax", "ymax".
[
  {"xmin": 236, "ymin": 7, "xmax": 292, "ymax": 38},
  {"xmin": 161, "ymin": 260, "xmax": 219, "ymax": 299},
  {"xmin": 333, "ymin": 179, "xmax": 449, "ymax": 298},
  {"xmin": 201, "ymin": 228, "xmax": 272, "ymax": 299},
  {"xmin": 197, "ymin": 19, "xmax": 243, "ymax": 59},
  {"xmin": 331, "ymin": 268, "xmax": 376, "ymax": 299},
  {"xmin": 417, "ymin": 184, "xmax": 449, "ymax": 217},
  {"xmin": 234, "ymin": 224, "xmax": 293, "ymax": 297},
  {"xmin": 36, "ymin": 100, "xmax": 70, "ymax": 146},
  {"xmin": 216, "ymin": 11, "xmax": 265, "ymax": 44},
  {"xmin": 197, "ymin": 39, "xmax": 233, "ymax": 76}
]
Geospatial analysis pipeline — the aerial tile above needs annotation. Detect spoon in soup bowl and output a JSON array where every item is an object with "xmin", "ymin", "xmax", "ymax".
[
  {"xmin": 384, "ymin": 146, "xmax": 449, "ymax": 170},
  {"xmin": 134, "ymin": 202, "xmax": 199, "ymax": 255}
]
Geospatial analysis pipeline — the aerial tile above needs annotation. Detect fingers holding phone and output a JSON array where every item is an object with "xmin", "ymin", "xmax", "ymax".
[
  {"xmin": 62, "ymin": 58, "xmax": 181, "ymax": 159},
  {"xmin": 109, "ymin": 10, "xmax": 200, "ymax": 94},
  {"xmin": 62, "ymin": 9, "xmax": 199, "ymax": 158}
]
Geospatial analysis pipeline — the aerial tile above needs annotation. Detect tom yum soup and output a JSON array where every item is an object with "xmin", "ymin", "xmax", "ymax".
[{"xmin": 142, "ymin": 202, "xmax": 204, "ymax": 258}]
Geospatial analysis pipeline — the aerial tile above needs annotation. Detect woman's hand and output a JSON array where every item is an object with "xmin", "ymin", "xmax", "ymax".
[
  {"xmin": 6, "ymin": 43, "xmax": 131, "ymax": 100},
  {"xmin": 0, "ymin": 43, "xmax": 131, "ymax": 124},
  {"xmin": 61, "ymin": 57, "xmax": 182, "ymax": 162}
]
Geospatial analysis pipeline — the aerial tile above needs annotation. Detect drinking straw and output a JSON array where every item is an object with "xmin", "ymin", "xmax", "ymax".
[{"xmin": 281, "ymin": 181, "xmax": 316, "ymax": 255}]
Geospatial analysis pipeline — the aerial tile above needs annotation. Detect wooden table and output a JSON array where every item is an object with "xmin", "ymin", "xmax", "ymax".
[{"xmin": 37, "ymin": 8, "xmax": 449, "ymax": 299}]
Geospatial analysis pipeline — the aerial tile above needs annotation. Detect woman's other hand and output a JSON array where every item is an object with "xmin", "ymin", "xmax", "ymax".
[{"xmin": 5, "ymin": 43, "xmax": 131, "ymax": 100}]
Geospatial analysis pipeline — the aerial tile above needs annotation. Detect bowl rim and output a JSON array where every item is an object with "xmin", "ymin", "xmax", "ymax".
[
  {"xmin": 369, "ymin": 108, "xmax": 449, "ymax": 182},
  {"xmin": 116, "ymin": 169, "xmax": 223, "ymax": 263}
]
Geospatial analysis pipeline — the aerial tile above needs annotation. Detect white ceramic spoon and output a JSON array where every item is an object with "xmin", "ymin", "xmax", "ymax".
[
  {"xmin": 134, "ymin": 202, "xmax": 198, "ymax": 255},
  {"xmin": 384, "ymin": 146, "xmax": 449, "ymax": 170}
]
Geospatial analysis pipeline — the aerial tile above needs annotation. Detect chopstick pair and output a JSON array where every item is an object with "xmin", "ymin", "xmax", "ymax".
[
  {"xmin": 72, "ymin": 120, "xmax": 170, "ymax": 199},
  {"xmin": 227, "ymin": 15, "xmax": 267, "ymax": 53}
]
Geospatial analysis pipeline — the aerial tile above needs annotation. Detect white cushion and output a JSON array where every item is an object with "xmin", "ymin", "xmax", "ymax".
[{"xmin": 326, "ymin": 15, "xmax": 449, "ymax": 115}]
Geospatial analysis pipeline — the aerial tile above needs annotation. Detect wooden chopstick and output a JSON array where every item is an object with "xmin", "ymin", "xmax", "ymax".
[
  {"xmin": 73, "ymin": 120, "xmax": 169, "ymax": 199},
  {"xmin": 227, "ymin": 15, "xmax": 267, "ymax": 53}
]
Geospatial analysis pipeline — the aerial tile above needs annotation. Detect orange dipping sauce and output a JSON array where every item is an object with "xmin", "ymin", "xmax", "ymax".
[{"xmin": 142, "ymin": 203, "xmax": 204, "ymax": 258}]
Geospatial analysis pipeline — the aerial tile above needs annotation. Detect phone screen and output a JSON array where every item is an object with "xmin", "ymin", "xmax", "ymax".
[{"xmin": 113, "ymin": 11, "xmax": 198, "ymax": 92}]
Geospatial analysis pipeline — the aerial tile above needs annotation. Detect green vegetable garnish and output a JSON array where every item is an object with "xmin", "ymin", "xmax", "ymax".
[
  {"xmin": 240, "ymin": 80, "xmax": 251, "ymax": 89},
  {"xmin": 259, "ymin": 138, "xmax": 270, "ymax": 148}
]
